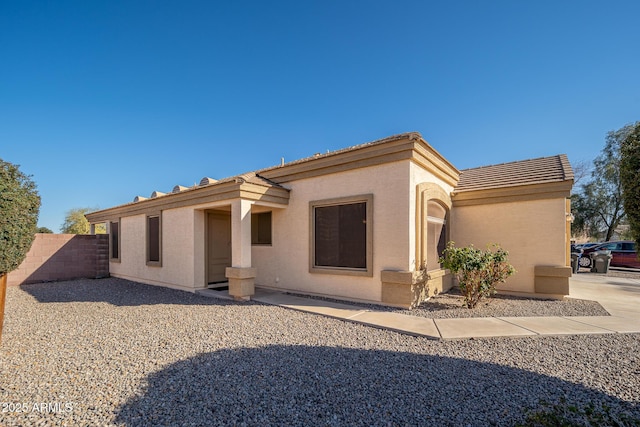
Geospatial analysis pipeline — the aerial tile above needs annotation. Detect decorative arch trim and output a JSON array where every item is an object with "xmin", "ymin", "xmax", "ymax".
[{"xmin": 415, "ymin": 182, "xmax": 452, "ymax": 271}]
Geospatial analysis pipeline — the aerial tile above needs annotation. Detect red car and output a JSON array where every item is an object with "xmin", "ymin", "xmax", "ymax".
[{"xmin": 579, "ymin": 240, "xmax": 640, "ymax": 269}]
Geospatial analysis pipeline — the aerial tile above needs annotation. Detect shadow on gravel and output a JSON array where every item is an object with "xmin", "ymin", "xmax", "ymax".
[
  {"xmin": 115, "ymin": 345, "xmax": 639, "ymax": 426},
  {"xmin": 20, "ymin": 278, "xmax": 237, "ymax": 307}
]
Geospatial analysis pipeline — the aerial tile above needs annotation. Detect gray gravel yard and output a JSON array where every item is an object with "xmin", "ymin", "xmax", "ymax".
[{"xmin": 1, "ymin": 278, "xmax": 639, "ymax": 426}]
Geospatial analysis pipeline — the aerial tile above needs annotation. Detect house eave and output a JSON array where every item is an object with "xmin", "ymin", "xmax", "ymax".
[
  {"xmin": 86, "ymin": 181, "xmax": 290, "ymax": 223},
  {"xmin": 86, "ymin": 131, "xmax": 460, "ymax": 223},
  {"xmin": 452, "ymin": 180, "xmax": 573, "ymax": 207},
  {"xmin": 260, "ymin": 133, "xmax": 460, "ymax": 187}
]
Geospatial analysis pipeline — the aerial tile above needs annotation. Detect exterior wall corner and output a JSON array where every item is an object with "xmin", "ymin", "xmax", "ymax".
[
  {"xmin": 380, "ymin": 269, "xmax": 452, "ymax": 308},
  {"xmin": 534, "ymin": 265, "xmax": 571, "ymax": 296}
]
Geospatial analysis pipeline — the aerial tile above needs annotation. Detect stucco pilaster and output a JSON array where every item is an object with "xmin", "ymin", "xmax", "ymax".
[
  {"xmin": 230, "ymin": 199, "xmax": 252, "ymax": 268},
  {"xmin": 227, "ymin": 199, "xmax": 255, "ymax": 300}
]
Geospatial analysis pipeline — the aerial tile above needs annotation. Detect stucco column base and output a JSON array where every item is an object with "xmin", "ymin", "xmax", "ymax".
[
  {"xmin": 226, "ymin": 267, "xmax": 256, "ymax": 300},
  {"xmin": 534, "ymin": 265, "xmax": 571, "ymax": 296},
  {"xmin": 381, "ymin": 270, "xmax": 452, "ymax": 309}
]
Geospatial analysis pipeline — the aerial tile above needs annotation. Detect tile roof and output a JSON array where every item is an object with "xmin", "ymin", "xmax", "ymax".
[
  {"xmin": 255, "ymin": 132, "xmax": 422, "ymax": 173},
  {"xmin": 181, "ymin": 132, "xmax": 422, "ymax": 193},
  {"xmin": 455, "ymin": 154, "xmax": 574, "ymax": 192}
]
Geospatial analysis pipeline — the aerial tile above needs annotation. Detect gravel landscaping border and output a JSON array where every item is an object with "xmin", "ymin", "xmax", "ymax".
[
  {"xmin": 1, "ymin": 278, "xmax": 638, "ymax": 426},
  {"xmin": 288, "ymin": 286, "xmax": 610, "ymax": 319}
]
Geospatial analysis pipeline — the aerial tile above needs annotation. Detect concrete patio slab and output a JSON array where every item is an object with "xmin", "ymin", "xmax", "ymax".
[
  {"xmin": 499, "ymin": 316, "xmax": 613, "ymax": 335},
  {"xmin": 194, "ymin": 276, "xmax": 640, "ymax": 340},
  {"xmin": 253, "ymin": 292, "xmax": 368, "ymax": 320},
  {"xmin": 565, "ymin": 316, "xmax": 640, "ymax": 333},
  {"xmin": 434, "ymin": 317, "xmax": 537, "ymax": 339},
  {"xmin": 570, "ymin": 274, "xmax": 640, "ymax": 320},
  {"xmin": 349, "ymin": 311, "xmax": 440, "ymax": 339},
  {"xmin": 196, "ymin": 288, "xmax": 233, "ymax": 300}
]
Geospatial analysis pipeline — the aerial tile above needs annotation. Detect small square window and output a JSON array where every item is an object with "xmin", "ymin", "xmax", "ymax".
[{"xmin": 251, "ymin": 212, "xmax": 272, "ymax": 245}]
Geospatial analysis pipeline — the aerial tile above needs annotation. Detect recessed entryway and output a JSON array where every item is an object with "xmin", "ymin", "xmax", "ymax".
[{"xmin": 207, "ymin": 211, "xmax": 232, "ymax": 286}]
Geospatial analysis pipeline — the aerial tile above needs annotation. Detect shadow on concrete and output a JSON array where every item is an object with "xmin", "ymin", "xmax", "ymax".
[
  {"xmin": 601, "ymin": 280, "xmax": 640, "ymax": 290},
  {"xmin": 20, "ymin": 277, "xmax": 236, "ymax": 307},
  {"xmin": 115, "ymin": 345, "xmax": 639, "ymax": 426}
]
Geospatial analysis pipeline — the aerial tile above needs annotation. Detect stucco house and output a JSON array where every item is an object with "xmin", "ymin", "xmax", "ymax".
[{"xmin": 86, "ymin": 132, "xmax": 574, "ymax": 308}]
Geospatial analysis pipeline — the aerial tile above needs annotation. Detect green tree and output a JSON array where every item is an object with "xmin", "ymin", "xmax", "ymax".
[
  {"xmin": 620, "ymin": 122, "xmax": 640, "ymax": 251},
  {"xmin": 571, "ymin": 125, "xmax": 634, "ymax": 241},
  {"xmin": 61, "ymin": 208, "xmax": 105, "ymax": 234},
  {"xmin": 36, "ymin": 226, "xmax": 53, "ymax": 234},
  {"xmin": 0, "ymin": 160, "xmax": 41, "ymax": 273},
  {"xmin": 0, "ymin": 158, "xmax": 41, "ymax": 342}
]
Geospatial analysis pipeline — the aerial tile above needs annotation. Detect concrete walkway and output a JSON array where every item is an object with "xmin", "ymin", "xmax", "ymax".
[{"xmin": 198, "ymin": 273, "xmax": 640, "ymax": 340}]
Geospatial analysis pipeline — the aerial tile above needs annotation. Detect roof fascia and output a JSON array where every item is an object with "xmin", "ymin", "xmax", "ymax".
[
  {"xmin": 260, "ymin": 135, "xmax": 460, "ymax": 186},
  {"xmin": 86, "ymin": 181, "xmax": 290, "ymax": 223},
  {"xmin": 410, "ymin": 138, "xmax": 460, "ymax": 187},
  {"xmin": 452, "ymin": 181, "xmax": 572, "ymax": 207}
]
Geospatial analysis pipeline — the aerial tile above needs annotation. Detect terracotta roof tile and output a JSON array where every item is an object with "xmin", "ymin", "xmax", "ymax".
[{"xmin": 455, "ymin": 154, "xmax": 574, "ymax": 192}]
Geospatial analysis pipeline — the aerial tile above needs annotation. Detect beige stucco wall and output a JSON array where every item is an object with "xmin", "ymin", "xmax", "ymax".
[
  {"xmin": 252, "ymin": 161, "xmax": 412, "ymax": 303},
  {"xmin": 109, "ymin": 198, "xmax": 281, "ymax": 293},
  {"xmin": 110, "ymin": 209, "xmax": 199, "ymax": 292},
  {"xmin": 107, "ymin": 158, "xmax": 456, "ymax": 303},
  {"xmin": 451, "ymin": 197, "xmax": 568, "ymax": 294}
]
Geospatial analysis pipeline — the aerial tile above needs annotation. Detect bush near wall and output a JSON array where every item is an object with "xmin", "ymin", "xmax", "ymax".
[{"xmin": 440, "ymin": 242, "xmax": 516, "ymax": 309}]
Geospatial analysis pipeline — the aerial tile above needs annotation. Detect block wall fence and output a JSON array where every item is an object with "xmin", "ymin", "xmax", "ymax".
[{"xmin": 7, "ymin": 234, "xmax": 109, "ymax": 286}]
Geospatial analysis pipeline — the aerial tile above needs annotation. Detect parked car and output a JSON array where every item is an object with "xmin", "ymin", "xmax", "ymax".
[
  {"xmin": 574, "ymin": 242, "xmax": 600, "ymax": 251},
  {"xmin": 579, "ymin": 240, "xmax": 640, "ymax": 269}
]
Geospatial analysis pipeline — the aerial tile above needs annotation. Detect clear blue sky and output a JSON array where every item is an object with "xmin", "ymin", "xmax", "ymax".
[{"xmin": 1, "ymin": 0, "xmax": 638, "ymax": 231}]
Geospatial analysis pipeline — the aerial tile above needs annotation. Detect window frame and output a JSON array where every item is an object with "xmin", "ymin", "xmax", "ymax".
[
  {"xmin": 109, "ymin": 218, "xmax": 121, "ymax": 263},
  {"xmin": 251, "ymin": 211, "xmax": 273, "ymax": 246},
  {"xmin": 146, "ymin": 212, "xmax": 162, "ymax": 267},
  {"xmin": 309, "ymin": 194, "xmax": 373, "ymax": 277},
  {"xmin": 425, "ymin": 200, "xmax": 449, "ymax": 272}
]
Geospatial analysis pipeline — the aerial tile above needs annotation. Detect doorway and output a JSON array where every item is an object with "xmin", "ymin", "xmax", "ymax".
[{"xmin": 207, "ymin": 211, "xmax": 231, "ymax": 286}]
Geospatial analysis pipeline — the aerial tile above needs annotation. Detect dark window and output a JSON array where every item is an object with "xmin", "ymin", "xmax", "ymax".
[
  {"xmin": 314, "ymin": 202, "xmax": 367, "ymax": 269},
  {"xmin": 147, "ymin": 215, "xmax": 161, "ymax": 264},
  {"xmin": 600, "ymin": 242, "xmax": 621, "ymax": 251},
  {"xmin": 110, "ymin": 221, "xmax": 119, "ymax": 260},
  {"xmin": 622, "ymin": 242, "xmax": 636, "ymax": 251},
  {"xmin": 251, "ymin": 212, "xmax": 272, "ymax": 245}
]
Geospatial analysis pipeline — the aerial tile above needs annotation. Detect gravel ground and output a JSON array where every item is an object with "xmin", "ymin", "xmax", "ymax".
[
  {"xmin": 290, "ymin": 287, "xmax": 610, "ymax": 319},
  {"xmin": 1, "ymin": 278, "xmax": 639, "ymax": 426}
]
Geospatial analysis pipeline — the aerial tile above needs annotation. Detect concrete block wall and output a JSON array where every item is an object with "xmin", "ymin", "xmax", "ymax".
[{"xmin": 7, "ymin": 234, "xmax": 110, "ymax": 286}]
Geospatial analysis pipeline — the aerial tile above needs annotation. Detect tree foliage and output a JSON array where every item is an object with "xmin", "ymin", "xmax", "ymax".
[
  {"xmin": 570, "ymin": 159, "xmax": 592, "ymax": 188},
  {"xmin": 36, "ymin": 227, "xmax": 53, "ymax": 234},
  {"xmin": 440, "ymin": 242, "xmax": 515, "ymax": 309},
  {"xmin": 61, "ymin": 208, "xmax": 105, "ymax": 234},
  {"xmin": 0, "ymin": 159, "xmax": 41, "ymax": 274},
  {"xmin": 620, "ymin": 122, "xmax": 640, "ymax": 251},
  {"xmin": 571, "ymin": 125, "xmax": 634, "ymax": 241}
]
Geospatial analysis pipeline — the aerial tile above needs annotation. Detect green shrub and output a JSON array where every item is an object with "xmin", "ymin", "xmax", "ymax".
[
  {"xmin": 439, "ymin": 242, "xmax": 515, "ymax": 308},
  {"xmin": 0, "ymin": 159, "xmax": 41, "ymax": 274}
]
